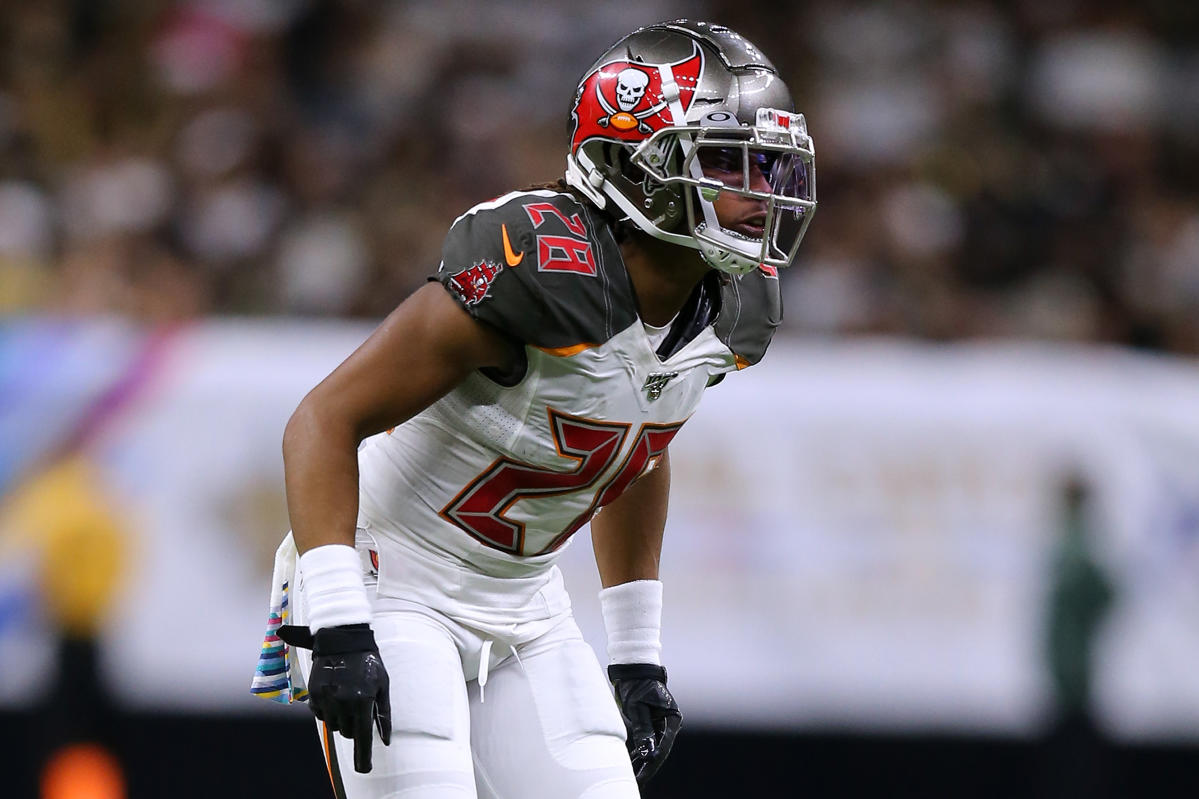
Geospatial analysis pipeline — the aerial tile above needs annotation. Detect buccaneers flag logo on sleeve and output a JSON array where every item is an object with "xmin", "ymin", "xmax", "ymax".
[
  {"xmin": 447, "ymin": 259, "xmax": 504, "ymax": 306},
  {"xmin": 569, "ymin": 45, "xmax": 704, "ymax": 152}
]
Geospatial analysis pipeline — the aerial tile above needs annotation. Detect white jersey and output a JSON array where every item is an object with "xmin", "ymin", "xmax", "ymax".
[{"xmin": 357, "ymin": 189, "xmax": 780, "ymax": 613}]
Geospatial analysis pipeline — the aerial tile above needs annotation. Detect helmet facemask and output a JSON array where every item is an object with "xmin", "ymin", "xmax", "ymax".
[{"xmin": 630, "ymin": 108, "xmax": 816, "ymax": 275}]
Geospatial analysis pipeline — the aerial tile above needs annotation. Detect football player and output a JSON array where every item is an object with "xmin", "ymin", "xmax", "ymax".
[{"xmin": 264, "ymin": 19, "xmax": 815, "ymax": 799}]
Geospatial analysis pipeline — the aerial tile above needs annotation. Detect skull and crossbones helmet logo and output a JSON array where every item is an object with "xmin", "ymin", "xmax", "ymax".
[
  {"xmin": 595, "ymin": 65, "xmax": 669, "ymax": 134},
  {"xmin": 615, "ymin": 68, "xmax": 649, "ymax": 111}
]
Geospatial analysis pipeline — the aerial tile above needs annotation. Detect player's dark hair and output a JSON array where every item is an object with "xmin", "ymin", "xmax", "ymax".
[{"xmin": 520, "ymin": 177, "xmax": 583, "ymax": 199}]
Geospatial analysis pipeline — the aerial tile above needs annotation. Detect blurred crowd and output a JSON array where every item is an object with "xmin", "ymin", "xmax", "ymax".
[{"xmin": 1, "ymin": 0, "xmax": 1198, "ymax": 353}]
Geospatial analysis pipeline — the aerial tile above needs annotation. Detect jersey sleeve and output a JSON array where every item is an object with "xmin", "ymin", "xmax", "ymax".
[
  {"xmin": 712, "ymin": 266, "xmax": 783, "ymax": 373},
  {"xmin": 432, "ymin": 197, "xmax": 546, "ymax": 346},
  {"xmin": 431, "ymin": 191, "xmax": 633, "ymax": 350}
]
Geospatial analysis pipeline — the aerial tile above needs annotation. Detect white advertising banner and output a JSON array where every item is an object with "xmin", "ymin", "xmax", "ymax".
[{"xmin": 2, "ymin": 321, "xmax": 1197, "ymax": 741}]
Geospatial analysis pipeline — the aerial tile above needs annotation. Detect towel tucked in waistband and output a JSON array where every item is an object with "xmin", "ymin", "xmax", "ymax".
[{"xmin": 250, "ymin": 533, "xmax": 309, "ymax": 704}]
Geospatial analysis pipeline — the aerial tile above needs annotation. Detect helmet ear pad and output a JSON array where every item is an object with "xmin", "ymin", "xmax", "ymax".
[{"xmin": 605, "ymin": 144, "xmax": 687, "ymax": 233}]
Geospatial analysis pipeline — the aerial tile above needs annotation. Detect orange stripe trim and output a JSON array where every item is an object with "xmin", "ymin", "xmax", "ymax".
[
  {"xmin": 534, "ymin": 342, "xmax": 598, "ymax": 357},
  {"xmin": 734, "ymin": 354, "xmax": 752, "ymax": 370},
  {"xmin": 321, "ymin": 722, "xmax": 335, "ymax": 790}
]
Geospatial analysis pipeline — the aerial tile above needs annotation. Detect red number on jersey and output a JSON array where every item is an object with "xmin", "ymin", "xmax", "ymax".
[
  {"xmin": 541, "ymin": 421, "xmax": 682, "ymax": 553},
  {"xmin": 440, "ymin": 411, "xmax": 629, "ymax": 554},
  {"xmin": 440, "ymin": 411, "xmax": 684, "ymax": 555},
  {"xmin": 537, "ymin": 235, "xmax": 597, "ymax": 275},
  {"xmin": 523, "ymin": 202, "xmax": 587, "ymax": 237}
]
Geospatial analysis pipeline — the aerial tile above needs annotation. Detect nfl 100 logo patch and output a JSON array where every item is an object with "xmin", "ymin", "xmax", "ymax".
[{"xmin": 642, "ymin": 371, "xmax": 678, "ymax": 401}]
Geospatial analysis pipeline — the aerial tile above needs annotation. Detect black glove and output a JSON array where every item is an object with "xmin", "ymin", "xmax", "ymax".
[
  {"xmin": 608, "ymin": 663, "xmax": 682, "ymax": 785},
  {"xmin": 278, "ymin": 623, "xmax": 392, "ymax": 773}
]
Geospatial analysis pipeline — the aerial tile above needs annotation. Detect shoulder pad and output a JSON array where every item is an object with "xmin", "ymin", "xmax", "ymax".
[
  {"xmin": 432, "ymin": 190, "xmax": 635, "ymax": 350},
  {"xmin": 713, "ymin": 265, "xmax": 783, "ymax": 368}
]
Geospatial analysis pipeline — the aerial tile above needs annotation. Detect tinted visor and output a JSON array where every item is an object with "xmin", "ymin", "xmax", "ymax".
[{"xmin": 695, "ymin": 144, "xmax": 812, "ymax": 203}]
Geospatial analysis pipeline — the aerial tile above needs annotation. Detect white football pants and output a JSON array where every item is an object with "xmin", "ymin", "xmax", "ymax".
[{"xmin": 294, "ymin": 586, "xmax": 639, "ymax": 798}]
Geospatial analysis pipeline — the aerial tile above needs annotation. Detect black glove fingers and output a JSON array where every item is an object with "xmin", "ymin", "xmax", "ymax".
[
  {"xmin": 332, "ymin": 699, "xmax": 356, "ymax": 738},
  {"xmin": 655, "ymin": 711, "xmax": 681, "ymax": 758},
  {"xmin": 352, "ymin": 702, "xmax": 375, "ymax": 773},
  {"xmin": 629, "ymin": 735, "xmax": 656, "ymax": 776},
  {"xmin": 622, "ymin": 697, "xmax": 657, "ymax": 742},
  {"xmin": 634, "ymin": 754, "xmax": 660, "ymax": 784},
  {"xmin": 652, "ymin": 701, "xmax": 682, "ymax": 733},
  {"xmin": 333, "ymin": 693, "xmax": 366, "ymax": 735},
  {"xmin": 661, "ymin": 708, "xmax": 682, "ymax": 738},
  {"xmin": 374, "ymin": 688, "xmax": 392, "ymax": 745},
  {"xmin": 635, "ymin": 705, "xmax": 682, "ymax": 784}
]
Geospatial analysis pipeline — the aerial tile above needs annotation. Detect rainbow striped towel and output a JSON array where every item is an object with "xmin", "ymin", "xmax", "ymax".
[{"xmin": 250, "ymin": 533, "xmax": 308, "ymax": 704}]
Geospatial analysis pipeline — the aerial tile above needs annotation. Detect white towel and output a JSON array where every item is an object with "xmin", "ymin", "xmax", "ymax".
[{"xmin": 249, "ymin": 533, "xmax": 309, "ymax": 704}]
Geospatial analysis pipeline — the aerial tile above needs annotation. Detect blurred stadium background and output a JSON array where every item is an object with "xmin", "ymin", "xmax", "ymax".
[{"xmin": 2, "ymin": 0, "xmax": 1199, "ymax": 797}]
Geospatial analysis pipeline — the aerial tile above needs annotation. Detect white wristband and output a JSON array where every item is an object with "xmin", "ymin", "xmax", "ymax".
[
  {"xmin": 298, "ymin": 544, "xmax": 371, "ymax": 632},
  {"xmin": 599, "ymin": 579, "xmax": 663, "ymax": 666}
]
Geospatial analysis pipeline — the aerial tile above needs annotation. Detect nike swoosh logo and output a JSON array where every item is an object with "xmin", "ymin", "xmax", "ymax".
[{"xmin": 501, "ymin": 224, "xmax": 524, "ymax": 267}]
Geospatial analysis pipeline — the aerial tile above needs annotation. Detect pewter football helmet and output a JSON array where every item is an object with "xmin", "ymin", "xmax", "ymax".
[{"xmin": 565, "ymin": 20, "xmax": 816, "ymax": 275}]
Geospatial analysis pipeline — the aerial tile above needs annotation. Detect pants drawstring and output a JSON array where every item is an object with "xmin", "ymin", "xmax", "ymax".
[
  {"xmin": 478, "ymin": 639, "xmax": 493, "ymax": 703},
  {"xmin": 477, "ymin": 637, "xmax": 523, "ymax": 704}
]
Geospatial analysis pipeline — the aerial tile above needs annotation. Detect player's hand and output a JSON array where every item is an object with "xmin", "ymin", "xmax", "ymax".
[
  {"xmin": 608, "ymin": 663, "xmax": 682, "ymax": 785},
  {"xmin": 278, "ymin": 623, "xmax": 392, "ymax": 773}
]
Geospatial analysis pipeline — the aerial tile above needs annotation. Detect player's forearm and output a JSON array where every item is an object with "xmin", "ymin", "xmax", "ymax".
[
  {"xmin": 591, "ymin": 450, "xmax": 670, "ymax": 587},
  {"xmin": 593, "ymin": 451, "xmax": 670, "ymax": 670},
  {"xmin": 282, "ymin": 400, "xmax": 362, "ymax": 555}
]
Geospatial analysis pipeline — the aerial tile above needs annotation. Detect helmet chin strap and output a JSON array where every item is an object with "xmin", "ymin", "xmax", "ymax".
[
  {"xmin": 570, "ymin": 145, "xmax": 696, "ymax": 249},
  {"xmin": 697, "ymin": 235, "xmax": 759, "ymax": 275},
  {"xmin": 564, "ymin": 152, "xmax": 608, "ymax": 209}
]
